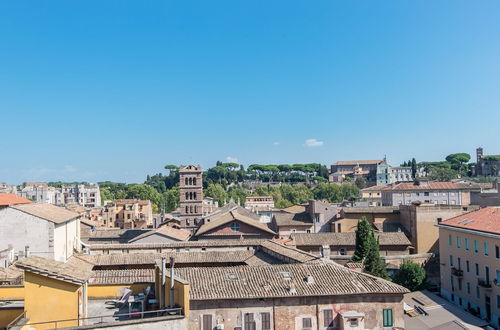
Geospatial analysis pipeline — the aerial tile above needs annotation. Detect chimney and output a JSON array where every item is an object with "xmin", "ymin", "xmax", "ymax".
[
  {"xmin": 24, "ymin": 245, "xmax": 30, "ymax": 258},
  {"xmin": 305, "ymin": 274, "xmax": 314, "ymax": 284},
  {"xmin": 288, "ymin": 283, "xmax": 297, "ymax": 294}
]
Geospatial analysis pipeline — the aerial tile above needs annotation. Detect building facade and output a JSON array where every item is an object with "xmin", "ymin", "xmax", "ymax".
[
  {"xmin": 381, "ymin": 180, "xmax": 471, "ymax": 206},
  {"xmin": 0, "ymin": 203, "xmax": 81, "ymax": 265},
  {"xmin": 179, "ymin": 165, "xmax": 204, "ymax": 230},
  {"xmin": 438, "ymin": 207, "xmax": 500, "ymax": 328},
  {"xmin": 330, "ymin": 160, "xmax": 385, "ymax": 184},
  {"xmin": 101, "ymin": 199, "xmax": 153, "ymax": 229},
  {"xmin": 475, "ymin": 147, "xmax": 500, "ymax": 177},
  {"xmin": 18, "ymin": 182, "xmax": 101, "ymax": 208}
]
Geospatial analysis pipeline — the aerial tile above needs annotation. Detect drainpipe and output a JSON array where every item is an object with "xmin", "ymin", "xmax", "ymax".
[
  {"xmin": 161, "ymin": 257, "xmax": 166, "ymax": 308},
  {"xmin": 169, "ymin": 256, "xmax": 175, "ymax": 308}
]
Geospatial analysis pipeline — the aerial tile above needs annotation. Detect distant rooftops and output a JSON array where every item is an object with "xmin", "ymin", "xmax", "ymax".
[
  {"xmin": 333, "ymin": 160, "xmax": 385, "ymax": 166},
  {"xmin": 114, "ymin": 199, "xmax": 151, "ymax": 206},
  {"xmin": 382, "ymin": 181, "xmax": 467, "ymax": 191},
  {"xmin": 11, "ymin": 203, "xmax": 80, "ymax": 224},
  {"xmin": 0, "ymin": 194, "xmax": 32, "ymax": 206},
  {"xmin": 439, "ymin": 207, "xmax": 500, "ymax": 235}
]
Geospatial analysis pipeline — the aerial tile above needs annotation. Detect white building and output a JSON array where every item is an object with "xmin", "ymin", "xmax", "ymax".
[
  {"xmin": 18, "ymin": 182, "xmax": 101, "ymax": 208},
  {"xmin": 0, "ymin": 203, "xmax": 81, "ymax": 266}
]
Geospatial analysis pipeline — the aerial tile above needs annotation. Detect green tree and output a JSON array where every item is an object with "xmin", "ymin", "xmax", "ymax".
[
  {"xmin": 354, "ymin": 177, "xmax": 366, "ymax": 189},
  {"xmin": 228, "ymin": 187, "xmax": 248, "ymax": 205},
  {"xmin": 446, "ymin": 153, "xmax": 471, "ymax": 173},
  {"xmin": 427, "ymin": 167, "xmax": 459, "ymax": 181},
  {"xmin": 411, "ymin": 158, "xmax": 417, "ymax": 178},
  {"xmin": 312, "ymin": 183, "xmax": 342, "ymax": 202},
  {"xmin": 163, "ymin": 187, "xmax": 179, "ymax": 213},
  {"xmin": 100, "ymin": 188, "xmax": 113, "ymax": 204},
  {"xmin": 352, "ymin": 217, "xmax": 372, "ymax": 262},
  {"xmin": 205, "ymin": 183, "xmax": 229, "ymax": 206},
  {"xmin": 340, "ymin": 184, "xmax": 360, "ymax": 201},
  {"xmin": 392, "ymin": 260, "xmax": 426, "ymax": 291},
  {"xmin": 363, "ymin": 234, "xmax": 388, "ymax": 279}
]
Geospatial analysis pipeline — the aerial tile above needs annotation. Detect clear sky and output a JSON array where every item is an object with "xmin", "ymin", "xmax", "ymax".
[{"xmin": 1, "ymin": 1, "xmax": 499, "ymax": 184}]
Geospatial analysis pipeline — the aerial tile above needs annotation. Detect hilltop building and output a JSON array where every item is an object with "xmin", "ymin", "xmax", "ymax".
[
  {"xmin": 475, "ymin": 147, "xmax": 500, "ymax": 177},
  {"xmin": 179, "ymin": 165, "xmax": 204, "ymax": 230}
]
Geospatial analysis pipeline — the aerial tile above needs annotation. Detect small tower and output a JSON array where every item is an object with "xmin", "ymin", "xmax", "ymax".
[
  {"xmin": 179, "ymin": 165, "xmax": 203, "ymax": 230},
  {"xmin": 476, "ymin": 147, "xmax": 484, "ymax": 176}
]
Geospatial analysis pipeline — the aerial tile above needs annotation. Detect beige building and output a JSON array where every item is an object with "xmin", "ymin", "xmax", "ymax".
[
  {"xmin": 437, "ymin": 207, "xmax": 500, "ymax": 328},
  {"xmin": 332, "ymin": 206, "xmax": 401, "ymax": 233},
  {"xmin": 361, "ymin": 186, "xmax": 383, "ymax": 206},
  {"xmin": 102, "ymin": 199, "xmax": 153, "ymax": 229},
  {"xmin": 399, "ymin": 204, "xmax": 479, "ymax": 254},
  {"xmin": 244, "ymin": 196, "xmax": 275, "ymax": 211}
]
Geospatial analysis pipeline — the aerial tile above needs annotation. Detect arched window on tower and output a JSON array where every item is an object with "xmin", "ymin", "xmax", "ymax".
[
  {"xmin": 185, "ymin": 206, "xmax": 189, "ymax": 214},
  {"xmin": 194, "ymin": 192, "xmax": 197, "ymax": 200},
  {"xmin": 185, "ymin": 177, "xmax": 188, "ymax": 185},
  {"xmin": 185, "ymin": 192, "xmax": 189, "ymax": 200},
  {"xmin": 193, "ymin": 178, "xmax": 197, "ymax": 185}
]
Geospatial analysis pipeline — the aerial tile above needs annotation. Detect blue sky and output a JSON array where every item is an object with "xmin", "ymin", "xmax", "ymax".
[{"xmin": 1, "ymin": 1, "xmax": 499, "ymax": 184}]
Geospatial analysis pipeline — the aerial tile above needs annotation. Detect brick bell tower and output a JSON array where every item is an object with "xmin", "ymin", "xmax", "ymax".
[{"xmin": 179, "ymin": 165, "xmax": 203, "ymax": 230}]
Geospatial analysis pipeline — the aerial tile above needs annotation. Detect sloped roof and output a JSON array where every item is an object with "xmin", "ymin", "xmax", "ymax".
[
  {"xmin": 280, "ymin": 205, "xmax": 307, "ymax": 214},
  {"xmin": 259, "ymin": 240, "xmax": 319, "ymax": 263},
  {"xmin": 0, "ymin": 194, "xmax": 32, "ymax": 206},
  {"xmin": 90, "ymin": 269, "xmax": 155, "ymax": 285},
  {"xmin": 273, "ymin": 211, "xmax": 313, "ymax": 226},
  {"xmin": 174, "ymin": 262, "xmax": 408, "ymax": 300},
  {"xmin": 16, "ymin": 256, "xmax": 93, "ymax": 284},
  {"xmin": 129, "ymin": 226, "xmax": 191, "ymax": 242},
  {"xmin": 11, "ymin": 203, "xmax": 79, "ymax": 224},
  {"xmin": 381, "ymin": 181, "xmax": 466, "ymax": 191},
  {"xmin": 438, "ymin": 207, "xmax": 500, "ymax": 235},
  {"xmin": 333, "ymin": 160, "xmax": 384, "ymax": 166},
  {"xmin": 196, "ymin": 210, "xmax": 276, "ymax": 236},
  {"xmin": 341, "ymin": 206, "xmax": 399, "ymax": 214},
  {"xmin": 292, "ymin": 232, "xmax": 411, "ymax": 247}
]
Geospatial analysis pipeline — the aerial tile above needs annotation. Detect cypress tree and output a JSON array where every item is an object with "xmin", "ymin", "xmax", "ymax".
[
  {"xmin": 352, "ymin": 217, "xmax": 372, "ymax": 262},
  {"xmin": 364, "ymin": 234, "xmax": 388, "ymax": 279},
  {"xmin": 411, "ymin": 158, "xmax": 417, "ymax": 178}
]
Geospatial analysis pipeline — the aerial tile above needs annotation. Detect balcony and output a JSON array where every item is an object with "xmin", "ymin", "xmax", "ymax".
[
  {"xmin": 477, "ymin": 278, "xmax": 492, "ymax": 290},
  {"xmin": 451, "ymin": 267, "xmax": 463, "ymax": 278}
]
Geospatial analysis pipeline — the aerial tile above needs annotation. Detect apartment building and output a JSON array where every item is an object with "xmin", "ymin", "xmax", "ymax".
[
  {"xmin": 360, "ymin": 186, "xmax": 383, "ymax": 206},
  {"xmin": 381, "ymin": 180, "xmax": 472, "ymax": 206},
  {"xmin": 437, "ymin": 207, "xmax": 500, "ymax": 328},
  {"xmin": 18, "ymin": 182, "xmax": 101, "ymax": 207},
  {"xmin": 101, "ymin": 199, "xmax": 153, "ymax": 229}
]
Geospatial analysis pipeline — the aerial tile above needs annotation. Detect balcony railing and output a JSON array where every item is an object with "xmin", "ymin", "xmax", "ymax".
[
  {"xmin": 451, "ymin": 267, "xmax": 463, "ymax": 277},
  {"xmin": 477, "ymin": 278, "xmax": 492, "ymax": 289}
]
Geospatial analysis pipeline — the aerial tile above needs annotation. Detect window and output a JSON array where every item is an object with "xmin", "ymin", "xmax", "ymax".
[
  {"xmin": 456, "ymin": 236, "xmax": 461, "ymax": 248},
  {"xmin": 383, "ymin": 309, "xmax": 393, "ymax": 327},
  {"xmin": 474, "ymin": 240, "xmax": 479, "ymax": 253},
  {"xmin": 302, "ymin": 317, "xmax": 312, "ymax": 330},
  {"xmin": 466, "ymin": 260, "xmax": 470, "ymax": 272},
  {"xmin": 449, "ymin": 234, "xmax": 452, "ymax": 247},
  {"xmin": 424, "ymin": 192, "xmax": 429, "ymax": 196},
  {"xmin": 465, "ymin": 238, "xmax": 469, "ymax": 251},
  {"xmin": 497, "ymin": 295, "xmax": 500, "ymax": 309},
  {"xmin": 337, "ymin": 223, "xmax": 342, "ymax": 233},
  {"xmin": 323, "ymin": 309, "xmax": 333, "ymax": 327},
  {"xmin": 449, "ymin": 255, "xmax": 453, "ymax": 266},
  {"xmin": 457, "ymin": 257, "xmax": 461, "ymax": 270},
  {"xmin": 496, "ymin": 245, "xmax": 499, "ymax": 259},
  {"xmin": 467, "ymin": 282, "xmax": 471, "ymax": 294},
  {"xmin": 202, "ymin": 314, "xmax": 212, "ymax": 330},
  {"xmin": 244, "ymin": 313, "xmax": 255, "ymax": 330},
  {"xmin": 349, "ymin": 319, "xmax": 358, "ymax": 327},
  {"xmin": 496, "ymin": 270, "xmax": 500, "ymax": 283},
  {"xmin": 231, "ymin": 222, "xmax": 240, "ymax": 232},
  {"xmin": 339, "ymin": 248, "xmax": 346, "ymax": 256},
  {"xmin": 475, "ymin": 263, "xmax": 479, "ymax": 276},
  {"xmin": 261, "ymin": 312, "xmax": 271, "ymax": 330},
  {"xmin": 476, "ymin": 286, "xmax": 480, "ymax": 299},
  {"xmin": 484, "ymin": 242, "xmax": 489, "ymax": 256}
]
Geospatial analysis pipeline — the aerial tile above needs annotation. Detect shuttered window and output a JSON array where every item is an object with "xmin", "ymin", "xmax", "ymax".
[
  {"xmin": 202, "ymin": 315, "xmax": 212, "ymax": 330},
  {"xmin": 302, "ymin": 317, "xmax": 312, "ymax": 329},
  {"xmin": 383, "ymin": 309, "xmax": 393, "ymax": 327},
  {"xmin": 323, "ymin": 309, "xmax": 333, "ymax": 327},
  {"xmin": 244, "ymin": 313, "xmax": 256, "ymax": 330},
  {"xmin": 261, "ymin": 312, "xmax": 271, "ymax": 330}
]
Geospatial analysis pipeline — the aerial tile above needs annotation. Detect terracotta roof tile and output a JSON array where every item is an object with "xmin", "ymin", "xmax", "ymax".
[
  {"xmin": 292, "ymin": 232, "xmax": 411, "ymax": 246},
  {"xmin": 129, "ymin": 226, "xmax": 191, "ymax": 242},
  {"xmin": 439, "ymin": 207, "xmax": 500, "ymax": 235},
  {"xmin": 16, "ymin": 256, "xmax": 93, "ymax": 284},
  {"xmin": 0, "ymin": 194, "xmax": 32, "ymax": 206},
  {"xmin": 273, "ymin": 211, "xmax": 312, "ymax": 226},
  {"xmin": 381, "ymin": 181, "xmax": 466, "ymax": 191},
  {"xmin": 174, "ymin": 263, "xmax": 408, "ymax": 300},
  {"xmin": 196, "ymin": 210, "xmax": 275, "ymax": 236}
]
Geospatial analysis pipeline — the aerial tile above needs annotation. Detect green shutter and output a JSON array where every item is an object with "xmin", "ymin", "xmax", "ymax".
[{"xmin": 383, "ymin": 308, "xmax": 393, "ymax": 327}]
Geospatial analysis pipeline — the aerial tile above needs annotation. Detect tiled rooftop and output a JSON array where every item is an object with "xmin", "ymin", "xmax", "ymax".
[
  {"xmin": 174, "ymin": 262, "xmax": 408, "ymax": 300},
  {"xmin": 11, "ymin": 203, "xmax": 80, "ymax": 224},
  {"xmin": 291, "ymin": 232, "xmax": 411, "ymax": 246},
  {"xmin": 438, "ymin": 207, "xmax": 500, "ymax": 235},
  {"xmin": 0, "ymin": 194, "xmax": 31, "ymax": 206}
]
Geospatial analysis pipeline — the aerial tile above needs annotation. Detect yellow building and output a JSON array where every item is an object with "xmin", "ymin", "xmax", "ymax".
[
  {"xmin": 332, "ymin": 206, "xmax": 401, "ymax": 233},
  {"xmin": 437, "ymin": 207, "xmax": 500, "ymax": 329},
  {"xmin": 361, "ymin": 186, "xmax": 384, "ymax": 206},
  {"xmin": 15, "ymin": 256, "xmax": 92, "ymax": 329}
]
